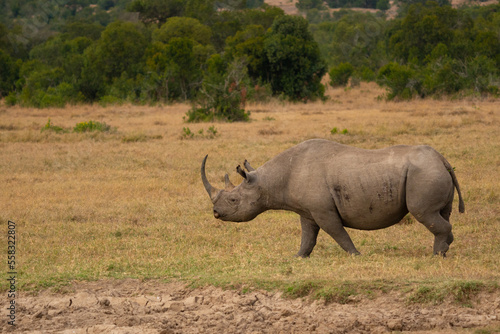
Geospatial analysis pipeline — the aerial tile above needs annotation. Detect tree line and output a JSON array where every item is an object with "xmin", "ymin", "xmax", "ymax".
[
  {"xmin": 309, "ymin": 0, "xmax": 500, "ymax": 99},
  {"xmin": 0, "ymin": 0, "xmax": 499, "ymax": 119}
]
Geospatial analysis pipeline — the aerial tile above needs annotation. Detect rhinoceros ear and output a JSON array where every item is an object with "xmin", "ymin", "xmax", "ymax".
[
  {"xmin": 237, "ymin": 165, "xmax": 257, "ymax": 184},
  {"xmin": 244, "ymin": 160, "xmax": 255, "ymax": 172},
  {"xmin": 224, "ymin": 173, "xmax": 235, "ymax": 191},
  {"xmin": 236, "ymin": 165, "xmax": 246, "ymax": 179}
]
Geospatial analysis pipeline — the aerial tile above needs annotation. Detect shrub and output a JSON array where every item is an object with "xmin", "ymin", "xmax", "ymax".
[
  {"xmin": 358, "ymin": 66, "xmax": 376, "ymax": 82},
  {"xmin": 185, "ymin": 56, "xmax": 250, "ymax": 123},
  {"xmin": 99, "ymin": 95, "xmax": 123, "ymax": 107},
  {"xmin": 5, "ymin": 92, "xmax": 17, "ymax": 106},
  {"xmin": 376, "ymin": 62, "xmax": 422, "ymax": 100},
  {"xmin": 247, "ymin": 82, "xmax": 273, "ymax": 103},
  {"xmin": 40, "ymin": 87, "xmax": 67, "ymax": 108},
  {"xmin": 331, "ymin": 127, "xmax": 349, "ymax": 135},
  {"xmin": 329, "ymin": 63, "xmax": 354, "ymax": 87},
  {"xmin": 180, "ymin": 126, "xmax": 219, "ymax": 139},
  {"xmin": 376, "ymin": 0, "xmax": 390, "ymax": 10},
  {"xmin": 296, "ymin": 0, "xmax": 325, "ymax": 11},
  {"xmin": 263, "ymin": 15, "xmax": 327, "ymax": 101},
  {"xmin": 73, "ymin": 120, "xmax": 111, "ymax": 133},
  {"xmin": 41, "ymin": 118, "xmax": 66, "ymax": 133}
]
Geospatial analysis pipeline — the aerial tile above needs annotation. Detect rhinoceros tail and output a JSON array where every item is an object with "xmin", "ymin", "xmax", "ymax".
[{"xmin": 442, "ymin": 158, "xmax": 465, "ymax": 213}]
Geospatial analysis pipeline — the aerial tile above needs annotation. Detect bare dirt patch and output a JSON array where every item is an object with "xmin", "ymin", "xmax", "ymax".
[{"xmin": 4, "ymin": 279, "xmax": 499, "ymax": 333}]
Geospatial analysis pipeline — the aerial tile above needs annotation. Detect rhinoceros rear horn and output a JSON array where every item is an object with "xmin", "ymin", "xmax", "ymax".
[
  {"xmin": 224, "ymin": 174, "xmax": 235, "ymax": 191},
  {"xmin": 201, "ymin": 155, "xmax": 220, "ymax": 201}
]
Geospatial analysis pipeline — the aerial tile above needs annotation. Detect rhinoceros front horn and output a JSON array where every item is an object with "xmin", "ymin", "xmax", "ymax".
[{"xmin": 201, "ymin": 155, "xmax": 220, "ymax": 202}]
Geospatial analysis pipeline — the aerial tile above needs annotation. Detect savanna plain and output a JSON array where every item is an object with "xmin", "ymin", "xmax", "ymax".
[{"xmin": 1, "ymin": 83, "xmax": 499, "ymax": 333}]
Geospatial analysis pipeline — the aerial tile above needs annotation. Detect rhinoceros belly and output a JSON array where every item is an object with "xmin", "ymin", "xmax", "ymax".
[{"xmin": 330, "ymin": 167, "xmax": 409, "ymax": 230}]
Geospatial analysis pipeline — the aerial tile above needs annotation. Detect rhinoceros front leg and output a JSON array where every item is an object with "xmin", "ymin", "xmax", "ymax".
[
  {"xmin": 312, "ymin": 211, "xmax": 360, "ymax": 255},
  {"xmin": 296, "ymin": 216, "xmax": 320, "ymax": 258}
]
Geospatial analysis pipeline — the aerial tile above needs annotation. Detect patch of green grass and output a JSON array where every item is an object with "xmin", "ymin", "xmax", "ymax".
[
  {"xmin": 450, "ymin": 280, "xmax": 484, "ymax": 307},
  {"xmin": 41, "ymin": 118, "xmax": 67, "ymax": 133},
  {"xmin": 121, "ymin": 133, "xmax": 163, "ymax": 143},
  {"xmin": 408, "ymin": 280, "xmax": 485, "ymax": 306},
  {"xmin": 282, "ymin": 281, "xmax": 358, "ymax": 304},
  {"xmin": 73, "ymin": 120, "xmax": 111, "ymax": 133},
  {"xmin": 474, "ymin": 328, "xmax": 500, "ymax": 334},
  {"xmin": 408, "ymin": 285, "xmax": 445, "ymax": 304},
  {"xmin": 182, "ymin": 127, "xmax": 194, "ymax": 139},
  {"xmin": 330, "ymin": 127, "xmax": 349, "ymax": 135},
  {"xmin": 315, "ymin": 285, "xmax": 357, "ymax": 304},
  {"xmin": 283, "ymin": 281, "xmax": 319, "ymax": 298},
  {"xmin": 181, "ymin": 126, "xmax": 219, "ymax": 139}
]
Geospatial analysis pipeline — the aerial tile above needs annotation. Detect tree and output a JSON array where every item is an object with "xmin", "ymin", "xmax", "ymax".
[
  {"xmin": 239, "ymin": 5, "xmax": 284, "ymax": 30},
  {"xmin": 145, "ymin": 38, "xmax": 209, "ymax": 101},
  {"xmin": 79, "ymin": 45, "xmax": 107, "ymax": 101},
  {"xmin": 92, "ymin": 21, "xmax": 148, "ymax": 81},
  {"xmin": 296, "ymin": 0, "xmax": 325, "ymax": 11},
  {"xmin": 0, "ymin": 49, "xmax": 19, "ymax": 97},
  {"xmin": 225, "ymin": 25, "xmax": 266, "ymax": 79},
  {"xmin": 388, "ymin": 3, "xmax": 456, "ymax": 65},
  {"xmin": 376, "ymin": 62, "xmax": 422, "ymax": 100},
  {"xmin": 322, "ymin": 12, "xmax": 387, "ymax": 71},
  {"xmin": 186, "ymin": 55, "xmax": 250, "ymax": 122},
  {"xmin": 184, "ymin": 0, "xmax": 216, "ymax": 23},
  {"xmin": 61, "ymin": 21, "xmax": 104, "ymax": 41},
  {"xmin": 153, "ymin": 17, "xmax": 212, "ymax": 45},
  {"xmin": 329, "ymin": 62, "xmax": 354, "ymax": 87},
  {"xmin": 376, "ymin": 0, "xmax": 390, "ymax": 10},
  {"xmin": 127, "ymin": 0, "xmax": 185, "ymax": 25},
  {"xmin": 262, "ymin": 15, "xmax": 327, "ymax": 100}
]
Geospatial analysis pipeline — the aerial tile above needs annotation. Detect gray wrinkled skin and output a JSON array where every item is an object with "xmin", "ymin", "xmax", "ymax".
[{"xmin": 201, "ymin": 139, "xmax": 465, "ymax": 257}]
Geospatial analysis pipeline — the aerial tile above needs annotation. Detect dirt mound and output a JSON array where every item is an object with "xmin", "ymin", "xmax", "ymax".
[{"xmin": 3, "ymin": 279, "xmax": 499, "ymax": 333}]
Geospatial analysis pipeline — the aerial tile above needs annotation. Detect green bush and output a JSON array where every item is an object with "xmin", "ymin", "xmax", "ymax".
[
  {"xmin": 73, "ymin": 120, "xmax": 111, "ymax": 133},
  {"xmin": 181, "ymin": 126, "xmax": 219, "ymax": 139},
  {"xmin": 41, "ymin": 118, "xmax": 67, "ymax": 133},
  {"xmin": 99, "ymin": 95, "xmax": 124, "ymax": 107},
  {"xmin": 185, "ymin": 56, "xmax": 250, "ymax": 123},
  {"xmin": 263, "ymin": 15, "xmax": 327, "ymax": 101},
  {"xmin": 247, "ymin": 82, "xmax": 273, "ymax": 103},
  {"xmin": 296, "ymin": 0, "xmax": 325, "ymax": 11},
  {"xmin": 376, "ymin": 62, "xmax": 422, "ymax": 100},
  {"xmin": 5, "ymin": 92, "xmax": 17, "ymax": 106},
  {"xmin": 40, "ymin": 90, "xmax": 66, "ymax": 108},
  {"xmin": 358, "ymin": 67, "xmax": 376, "ymax": 82},
  {"xmin": 376, "ymin": 0, "xmax": 390, "ymax": 10},
  {"xmin": 329, "ymin": 62, "xmax": 354, "ymax": 87}
]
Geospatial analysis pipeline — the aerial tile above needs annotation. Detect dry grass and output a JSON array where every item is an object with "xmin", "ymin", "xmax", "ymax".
[{"xmin": 0, "ymin": 82, "xmax": 499, "ymax": 292}]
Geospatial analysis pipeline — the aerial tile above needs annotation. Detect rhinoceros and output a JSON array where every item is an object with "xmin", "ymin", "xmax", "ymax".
[{"xmin": 201, "ymin": 139, "xmax": 465, "ymax": 257}]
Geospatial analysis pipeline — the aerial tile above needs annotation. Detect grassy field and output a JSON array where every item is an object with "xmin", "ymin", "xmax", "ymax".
[{"xmin": 1, "ymin": 83, "xmax": 499, "ymax": 296}]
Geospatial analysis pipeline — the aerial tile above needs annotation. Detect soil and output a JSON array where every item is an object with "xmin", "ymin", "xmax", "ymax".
[{"xmin": 3, "ymin": 279, "xmax": 499, "ymax": 333}]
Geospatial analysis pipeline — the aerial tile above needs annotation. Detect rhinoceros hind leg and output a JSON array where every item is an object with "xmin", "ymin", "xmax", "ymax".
[
  {"xmin": 446, "ymin": 232, "xmax": 454, "ymax": 246},
  {"xmin": 412, "ymin": 211, "xmax": 452, "ymax": 257},
  {"xmin": 440, "ymin": 201, "xmax": 454, "ymax": 246},
  {"xmin": 296, "ymin": 216, "xmax": 320, "ymax": 258},
  {"xmin": 312, "ymin": 211, "xmax": 360, "ymax": 255}
]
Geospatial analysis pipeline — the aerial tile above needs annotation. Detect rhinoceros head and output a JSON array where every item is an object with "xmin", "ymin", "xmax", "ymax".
[{"xmin": 201, "ymin": 155, "xmax": 264, "ymax": 222}]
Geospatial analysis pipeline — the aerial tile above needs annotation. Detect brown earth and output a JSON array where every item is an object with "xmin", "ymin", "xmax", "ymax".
[{"xmin": 3, "ymin": 279, "xmax": 499, "ymax": 333}]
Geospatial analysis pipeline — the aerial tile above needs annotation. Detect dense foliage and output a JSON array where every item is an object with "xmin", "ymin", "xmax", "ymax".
[
  {"xmin": 296, "ymin": 0, "xmax": 389, "ymax": 11},
  {"xmin": 309, "ymin": 2, "xmax": 500, "ymax": 99},
  {"xmin": 0, "ymin": 0, "xmax": 498, "ymax": 112}
]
